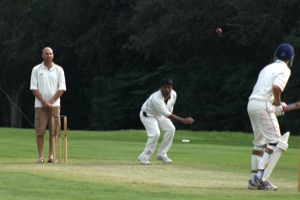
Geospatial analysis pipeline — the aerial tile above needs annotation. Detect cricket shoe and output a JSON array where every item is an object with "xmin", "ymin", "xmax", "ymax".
[
  {"xmin": 261, "ymin": 180, "xmax": 277, "ymax": 190},
  {"xmin": 247, "ymin": 179, "xmax": 261, "ymax": 190},
  {"xmin": 138, "ymin": 156, "xmax": 151, "ymax": 165},
  {"xmin": 251, "ymin": 175, "xmax": 277, "ymax": 190},
  {"xmin": 156, "ymin": 155, "xmax": 172, "ymax": 163}
]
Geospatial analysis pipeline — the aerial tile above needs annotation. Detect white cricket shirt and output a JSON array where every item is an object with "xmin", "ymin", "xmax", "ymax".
[
  {"xmin": 141, "ymin": 89, "xmax": 177, "ymax": 118},
  {"xmin": 249, "ymin": 60, "xmax": 290, "ymax": 102},
  {"xmin": 30, "ymin": 62, "xmax": 66, "ymax": 107}
]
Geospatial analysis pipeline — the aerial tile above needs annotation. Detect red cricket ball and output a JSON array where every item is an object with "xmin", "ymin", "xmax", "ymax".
[{"xmin": 216, "ymin": 28, "xmax": 222, "ymax": 34}]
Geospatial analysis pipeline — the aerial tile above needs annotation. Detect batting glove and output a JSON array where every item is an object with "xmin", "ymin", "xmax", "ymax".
[{"xmin": 274, "ymin": 102, "xmax": 287, "ymax": 116}]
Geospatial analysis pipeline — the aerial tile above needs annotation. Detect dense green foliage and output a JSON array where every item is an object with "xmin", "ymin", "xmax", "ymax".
[{"xmin": 1, "ymin": 0, "xmax": 300, "ymax": 133}]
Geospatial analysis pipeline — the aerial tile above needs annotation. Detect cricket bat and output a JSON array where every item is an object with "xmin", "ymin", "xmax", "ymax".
[{"xmin": 285, "ymin": 101, "xmax": 300, "ymax": 112}]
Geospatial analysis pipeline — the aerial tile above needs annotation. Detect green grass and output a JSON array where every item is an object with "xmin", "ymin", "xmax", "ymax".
[{"xmin": 0, "ymin": 128, "xmax": 299, "ymax": 200}]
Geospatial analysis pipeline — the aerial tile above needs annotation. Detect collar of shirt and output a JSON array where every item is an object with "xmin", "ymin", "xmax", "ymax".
[
  {"xmin": 42, "ymin": 62, "xmax": 55, "ymax": 71},
  {"xmin": 274, "ymin": 59, "xmax": 287, "ymax": 66}
]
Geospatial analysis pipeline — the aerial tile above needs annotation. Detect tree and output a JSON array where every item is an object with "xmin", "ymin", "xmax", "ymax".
[
  {"xmin": 125, "ymin": 0, "xmax": 300, "ymax": 132},
  {"xmin": 0, "ymin": 0, "xmax": 90, "ymax": 128},
  {"xmin": 1, "ymin": 0, "xmax": 300, "ymax": 134},
  {"xmin": 0, "ymin": 0, "xmax": 38, "ymax": 127}
]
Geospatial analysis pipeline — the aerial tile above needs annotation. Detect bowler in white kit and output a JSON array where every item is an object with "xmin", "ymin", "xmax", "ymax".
[{"xmin": 138, "ymin": 78, "xmax": 194, "ymax": 165}]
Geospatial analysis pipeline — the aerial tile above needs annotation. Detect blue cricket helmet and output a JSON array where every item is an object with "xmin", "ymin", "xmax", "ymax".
[{"xmin": 274, "ymin": 43, "xmax": 295, "ymax": 67}]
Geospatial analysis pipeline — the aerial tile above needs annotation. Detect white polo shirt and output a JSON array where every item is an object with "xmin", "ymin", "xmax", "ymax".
[
  {"xmin": 141, "ymin": 89, "xmax": 177, "ymax": 118},
  {"xmin": 249, "ymin": 60, "xmax": 290, "ymax": 102},
  {"xmin": 30, "ymin": 62, "xmax": 66, "ymax": 108}
]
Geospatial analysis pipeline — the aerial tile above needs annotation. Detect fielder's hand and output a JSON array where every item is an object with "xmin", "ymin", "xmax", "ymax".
[
  {"xmin": 274, "ymin": 102, "xmax": 287, "ymax": 116},
  {"xmin": 183, "ymin": 117, "xmax": 194, "ymax": 124}
]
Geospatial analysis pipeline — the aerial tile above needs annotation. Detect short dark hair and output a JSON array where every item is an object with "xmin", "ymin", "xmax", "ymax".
[{"xmin": 160, "ymin": 77, "xmax": 173, "ymax": 86}]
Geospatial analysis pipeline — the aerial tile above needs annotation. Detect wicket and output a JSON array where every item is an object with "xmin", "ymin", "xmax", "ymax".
[{"xmin": 51, "ymin": 115, "xmax": 68, "ymax": 163}]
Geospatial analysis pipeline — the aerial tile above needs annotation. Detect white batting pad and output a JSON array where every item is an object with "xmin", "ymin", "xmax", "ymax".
[{"xmin": 262, "ymin": 132, "xmax": 290, "ymax": 181}]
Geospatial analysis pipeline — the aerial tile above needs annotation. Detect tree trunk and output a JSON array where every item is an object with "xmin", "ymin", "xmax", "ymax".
[
  {"xmin": 9, "ymin": 83, "xmax": 25, "ymax": 127},
  {"xmin": 0, "ymin": 96, "xmax": 10, "ymax": 126}
]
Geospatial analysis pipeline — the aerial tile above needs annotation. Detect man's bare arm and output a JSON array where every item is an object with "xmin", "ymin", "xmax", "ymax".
[{"xmin": 168, "ymin": 114, "xmax": 194, "ymax": 124}]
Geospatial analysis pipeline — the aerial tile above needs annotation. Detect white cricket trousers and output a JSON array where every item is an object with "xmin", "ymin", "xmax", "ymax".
[
  {"xmin": 247, "ymin": 99, "xmax": 283, "ymax": 178},
  {"xmin": 247, "ymin": 99, "xmax": 281, "ymax": 146},
  {"xmin": 139, "ymin": 111, "xmax": 175, "ymax": 160}
]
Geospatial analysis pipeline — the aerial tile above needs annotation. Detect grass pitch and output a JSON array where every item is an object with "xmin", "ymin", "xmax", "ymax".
[{"xmin": 0, "ymin": 128, "xmax": 299, "ymax": 200}]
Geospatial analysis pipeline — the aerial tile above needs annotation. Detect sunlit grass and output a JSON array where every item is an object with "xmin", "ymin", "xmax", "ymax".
[{"xmin": 0, "ymin": 128, "xmax": 299, "ymax": 200}]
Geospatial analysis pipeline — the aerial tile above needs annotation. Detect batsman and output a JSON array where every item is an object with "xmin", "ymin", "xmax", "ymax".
[{"xmin": 247, "ymin": 43, "xmax": 295, "ymax": 190}]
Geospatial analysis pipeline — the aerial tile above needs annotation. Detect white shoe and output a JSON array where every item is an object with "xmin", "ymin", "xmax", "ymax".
[
  {"xmin": 262, "ymin": 180, "xmax": 277, "ymax": 190},
  {"xmin": 247, "ymin": 179, "xmax": 261, "ymax": 190},
  {"xmin": 251, "ymin": 175, "xmax": 277, "ymax": 190},
  {"xmin": 138, "ymin": 156, "xmax": 151, "ymax": 165},
  {"xmin": 156, "ymin": 155, "xmax": 172, "ymax": 163}
]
